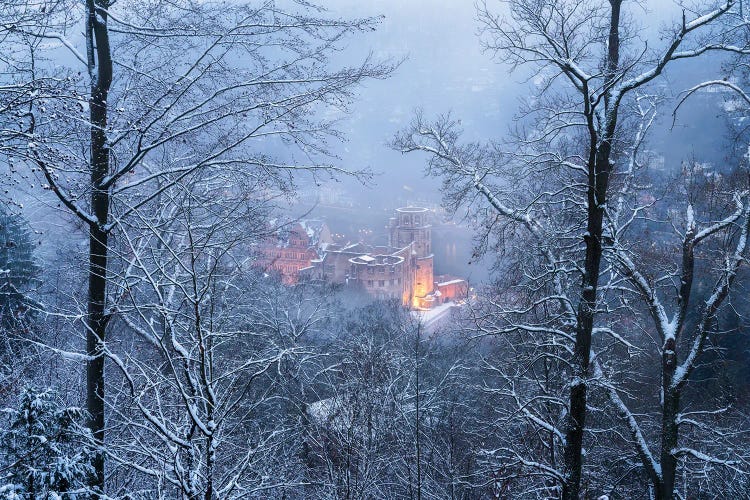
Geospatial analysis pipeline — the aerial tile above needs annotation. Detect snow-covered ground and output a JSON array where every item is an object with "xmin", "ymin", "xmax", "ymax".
[{"xmin": 412, "ymin": 302, "xmax": 459, "ymax": 331}]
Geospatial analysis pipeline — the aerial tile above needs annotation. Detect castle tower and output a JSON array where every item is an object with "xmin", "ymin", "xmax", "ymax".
[
  {"xmin": 389, "ymin": 207, "xmax": 431, "ymax": 257},
  {"xmin": 389, "ymin": 207, "xmax": 434, "ymax": 307}
]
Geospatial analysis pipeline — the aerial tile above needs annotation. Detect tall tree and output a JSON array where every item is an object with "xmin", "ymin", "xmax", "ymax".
[
  {"xmin": 596, "ymin": 103, "xmax": 750, "ymax": 497},
  {"xmin": 1, "ymin": 0, "xmax": 391, "ymax": 494},
  {"xmin": 102, "ymin": 179, "xmax": 330, "ymax": 497},
  {"xmin": 0, "ymin": 207, "xmax": 40, "ymax": 385},
  {"xmin": 394, "ymin": 1, "xmax": 746, "ymax": 496},
  {"xmin": 0, "ymin": 207, "xmax": 39, "ymax": 332}
]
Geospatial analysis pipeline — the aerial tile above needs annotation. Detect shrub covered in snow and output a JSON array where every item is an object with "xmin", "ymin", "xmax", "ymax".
[{"xmin": 0, "ymin": 387, "xmax": 92, "ymax": 499}]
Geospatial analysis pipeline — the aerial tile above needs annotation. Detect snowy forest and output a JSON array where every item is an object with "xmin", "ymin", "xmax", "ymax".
[{"xmin": 3, "ymin": 0, "xmax": 750, "ymax": 498}]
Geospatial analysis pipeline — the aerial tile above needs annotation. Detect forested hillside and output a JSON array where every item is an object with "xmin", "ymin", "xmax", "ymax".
[{"xmin": 2, "ymin": 0, "xmax": 750, "ymax": 498}]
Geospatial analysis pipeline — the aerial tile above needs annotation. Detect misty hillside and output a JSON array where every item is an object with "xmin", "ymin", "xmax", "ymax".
[{"xmin": 2, "ymin": 1, "xmax": 750, "ymax": 499}]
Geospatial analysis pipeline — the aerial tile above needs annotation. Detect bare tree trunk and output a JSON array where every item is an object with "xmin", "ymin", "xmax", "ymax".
[
  {"xmin": 561, "ymin": 146, "xmax": 608, "ymax": 500},
  {"xmin": 659, "ymin": 376, "xmax": 679, "ymax": 499},
  {"xmin": 414, "ymin": 321, "xmax": 422, "ymax": 500},
  {"xmin": 85, "ymin": 0, "xmax": 113, "ymax": 494},
  {"xmin": 561, "ymin": 2, "xmax": 621, "ymax": 496}
]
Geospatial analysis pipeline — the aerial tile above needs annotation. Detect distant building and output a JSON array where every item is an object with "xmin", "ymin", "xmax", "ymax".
[
  {"xmin": 303, "ymin": 207, "xmax": 467, "ymax": 309},
  {"xmin": 298, "ymin": 184, "xmax": 356, "ymax": 208},
  {"xmin": 258, "ymin": 220, "xmax": 332, "ymax": 284},
  {"xmin": 388, "ymin": 207, "xmax": 435, "ymax": 308},
  {"xmin": 434, "ymin": 275, "xmax": 469, "ymax": 304},
  {"xmin": 343, "ymin": 244, "xmax": 414, "ymax": 304}
]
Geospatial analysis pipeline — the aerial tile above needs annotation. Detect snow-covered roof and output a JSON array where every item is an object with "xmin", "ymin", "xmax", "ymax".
[
  {"xmin": 396, "ymin": 206, "xmax": 428, "ymax": 213},
  {"xmin": 437, "ymin": 279, "xmax": 466, "ymax": 287}
]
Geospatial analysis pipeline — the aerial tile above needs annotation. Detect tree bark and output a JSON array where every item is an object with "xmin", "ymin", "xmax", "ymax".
[
  {"xmin": 85, "ymin": 0, "xmax": 113, "ymax": 494},
  {"xmin": 561, "ymin": 142, "xmax": 611, "ymax": 500},
  {"xmin": 561, "ymin": 3, "xmax": 621, "ymax": 498},
  {"xmin": 659, "ymin": 349, "xmax": 679, "ymax": 500}
]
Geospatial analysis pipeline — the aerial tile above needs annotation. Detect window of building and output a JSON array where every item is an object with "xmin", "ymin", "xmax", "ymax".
[
  {"xmin": 368, "ymin": 280, "xmax": 373, "ymax": 286},
  {"xmin": 379, "ymin": 280, "xmax": 385, "ymax": 287}
]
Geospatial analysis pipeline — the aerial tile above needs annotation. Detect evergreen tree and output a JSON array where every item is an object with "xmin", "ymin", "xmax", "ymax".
[
  {"xmin": 0, "ymin": 208, "xmax": 39, "ymax": 332},
  {"xmin": 0, "ymin": 387, "xmax": 92, "ymax": 499}
]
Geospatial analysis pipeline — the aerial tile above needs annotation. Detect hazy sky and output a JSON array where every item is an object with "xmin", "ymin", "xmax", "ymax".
[
  {"xmin": 15, "ymin": 0, "xmax": 733, "ymax": 218},
  {"xmin": 317, "ymin": 0, "xmax": 522, "ymax": 206},
  {"xmin": 314, "ymin": 0, "xmax": 727, "ymax": 208}
]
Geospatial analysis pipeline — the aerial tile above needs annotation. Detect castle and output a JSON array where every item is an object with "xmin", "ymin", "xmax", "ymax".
[
  {"xmin": 260, "ymin": 207, "xmax": 467, "ymax": 309},
  {"xmin": 257, "ymin": 220, "xmax": 332, "ymax": 285}
]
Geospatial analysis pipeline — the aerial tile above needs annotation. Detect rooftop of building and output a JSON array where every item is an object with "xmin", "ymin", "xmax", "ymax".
[
  {"xmin": 437, "ymin": 278, "xmax": 466, "ymax": 286},
  {"xmin": 349, "ymin": 254, "xmax": 405, "ymax": 266}
]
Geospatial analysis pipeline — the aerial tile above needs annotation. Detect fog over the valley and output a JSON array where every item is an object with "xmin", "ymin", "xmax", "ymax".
[
  {"xmin": 285, "ymin": 0, "xmax": 737, "ymax": 280},
  {"xmin": 6, "ymin": 1, "xmax": 738, "ymax": 282},
  {"xmin": 318, "ymin": 0, "xmax": 733, "ymax": 196},
  {"xmin": 5, "ymin": 1, "xmax": 750, "ymax": 498}
]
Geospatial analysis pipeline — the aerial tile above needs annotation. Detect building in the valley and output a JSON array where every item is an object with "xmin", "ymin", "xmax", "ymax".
[
  {"xmin": 346, "ymin": 246, "xmax": 415, "ymax": 304},
  {"xmin": 301, "ymin": 207, "xmax": 467, "ymax": 309},
  {"xmin": 388, "ymin": 207, "xmax": 435, "ymax": 308},
  {"xmin": 434, "ymin": 275, "xmax": 469, "ymax": 304},
  {"xmin": 258, "ymin": 220, "xmax": 332, "ymax": 284}
]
